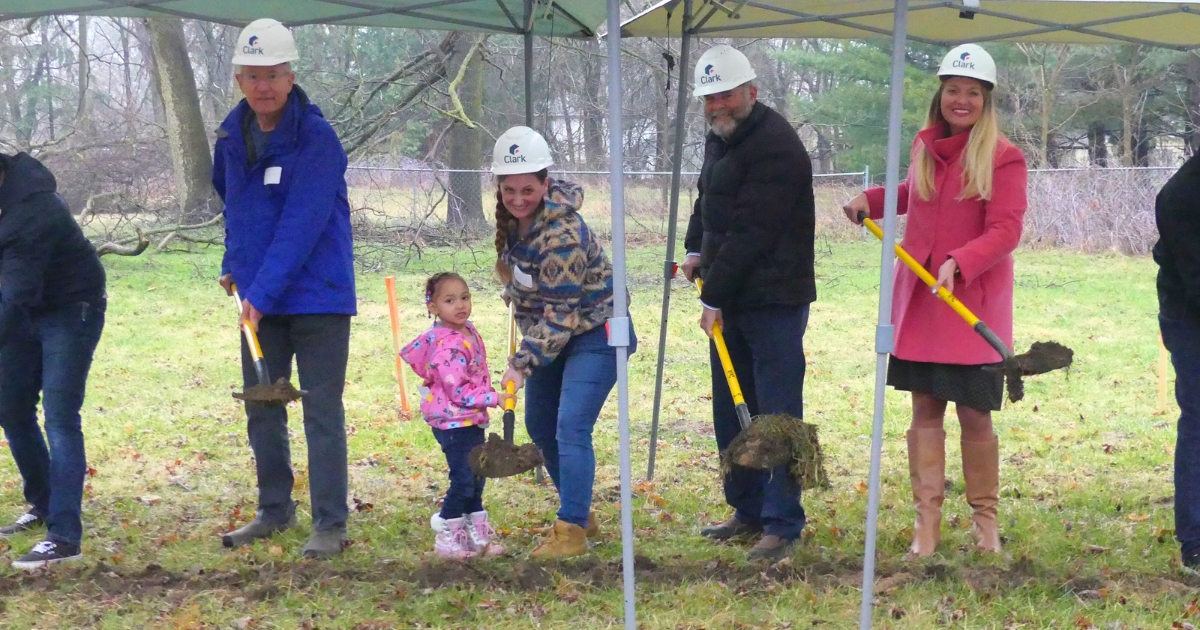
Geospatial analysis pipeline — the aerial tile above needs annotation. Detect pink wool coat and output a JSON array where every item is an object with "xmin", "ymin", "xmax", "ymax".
[
  {"xmin": 864, "ymin": 125, "xmax": 1028, "ymax": 365},
  {"xmin": 400, "ymin": 322, "xmax": 500, "ymax": 430}
]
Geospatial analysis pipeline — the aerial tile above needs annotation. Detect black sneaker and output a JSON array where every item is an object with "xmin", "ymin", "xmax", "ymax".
[
  {"xmin": 1184, "ymin": 551, "xmax": 1200, "ymax": 575},
  {"xmin": 0, "ymin": 512, "xmax": 45, "ymax": 538},
  {"xmin": 12, "ymin": 540, "xmax": 82, "ymax": 571}
]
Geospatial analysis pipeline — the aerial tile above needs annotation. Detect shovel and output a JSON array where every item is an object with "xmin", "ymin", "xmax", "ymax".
[
  {"xmin": 696, "ymin": 279, "xmax": 829, "ymax": 490},
  {"xmin": 468, "ymin": 303, "xmax": 544, "ymax": 478},
  {"xmin": 230, "ymin": 284, "xmax": 306, "ymax": 406},
  {"xmin": 858, "ymin": 212, "xmax": 1073, "ymax": 402}
]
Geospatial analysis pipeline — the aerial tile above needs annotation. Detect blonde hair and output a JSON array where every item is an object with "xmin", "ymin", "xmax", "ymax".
[{"xmin": 912, "ymin": 80, "xmax": 1000, "ymax": 202}]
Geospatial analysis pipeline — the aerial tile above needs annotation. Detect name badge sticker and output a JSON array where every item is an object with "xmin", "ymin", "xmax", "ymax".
[
  {"xmin": 264, "ymin": 166, "xmax": 282, "ymax": 185},
  {"xmin": 513, "ymin": 265, "xmax": 535, "ymax": 289}
]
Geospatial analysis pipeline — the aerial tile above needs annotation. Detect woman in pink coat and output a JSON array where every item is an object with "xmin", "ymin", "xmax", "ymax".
[{"xmin": 843, "ymin": 43, "xmax": 1027, "ymax": 557}]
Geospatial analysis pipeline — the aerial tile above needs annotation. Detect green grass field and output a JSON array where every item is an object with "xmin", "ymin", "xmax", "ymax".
[{"xmin": 0, "ymin": 239, "xmax": 1189, "ymax": 629}]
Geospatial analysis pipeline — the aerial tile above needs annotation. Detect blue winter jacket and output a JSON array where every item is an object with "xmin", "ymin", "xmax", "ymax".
[{"xmin": 213, "ymin": 85, "xmax": 356, "ymax": 316}]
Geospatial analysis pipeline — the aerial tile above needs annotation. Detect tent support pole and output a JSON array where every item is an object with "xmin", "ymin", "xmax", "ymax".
[
  {"xmin": 524, "ymin": 0, "xmax": 534, "ymax": 126},
  {"xmin": 859, "ymin": 2, "xmax": 908, "ymax": 629},
  {"xmin": 606, "ymin": 1, "xmax": 637, "ymax": 628},
  {"xmin": 647, "ymin": 0, "xmax": 693, "ymax": 481}
]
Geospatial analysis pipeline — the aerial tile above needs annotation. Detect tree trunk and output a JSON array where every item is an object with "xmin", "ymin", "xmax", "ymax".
[
  {"xmin": 145, "ymin": 18, "xmax": 215, "ymax": 221},
  {"xmin": 445, "ymin": 34, "xmax": 487, "ymax": 231},
  {"xmin": 1088, "ymin": 121, "xmax": 1109, "ymax": 166},
  {"xmin": 582, "ymin": 40, "xmax": 606, "ymax": 169},
  {"xmin": 120, "ymin": 20, "xmax": 136, "ymax": 136}
]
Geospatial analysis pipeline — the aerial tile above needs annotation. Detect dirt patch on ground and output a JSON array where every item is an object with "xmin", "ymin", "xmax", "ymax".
[{"xmin": 2, "ymin": 552, "xmax": 1194, "ymax": 606}]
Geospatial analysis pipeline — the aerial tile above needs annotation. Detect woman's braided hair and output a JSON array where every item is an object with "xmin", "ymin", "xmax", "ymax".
[{"xmin": 493, "ymin": 169, "xmax": 549, "ymax": 285}]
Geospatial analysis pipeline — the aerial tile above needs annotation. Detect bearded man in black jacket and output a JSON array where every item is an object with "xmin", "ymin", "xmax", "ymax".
[
  {"xmin": 681, "ymin": 44, "xmax": 817, "ymax": 562},
  {"xmin": 0, "ymin": 153, "xmax": 107, "ymax": 570}
]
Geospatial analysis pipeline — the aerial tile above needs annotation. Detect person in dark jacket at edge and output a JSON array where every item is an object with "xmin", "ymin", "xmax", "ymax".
[
  {"xmin": 0, "ymin": 152, "xmax": 107, "ymax": 570},
  {"xmin": 1154, "ymin": 152, "xmax": 1200, "ymax": 575},
  {"xmin": 680, "ymin": 44, "xmax": 817, "ymax": 561},
  {"xmin": 214, "ymin": 18, "xmax": 356, "ymax": 559}
]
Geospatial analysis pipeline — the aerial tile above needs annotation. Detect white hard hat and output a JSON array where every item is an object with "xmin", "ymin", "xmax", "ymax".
[
  {"xmin": 693, "ymin": 44, "xmax": 757, "ymax": 98},
  {"xmin": 491, "ymin": 126, "xmax": 554, "ymax": 176},
  {"xmin": 937, "ymin": 44, "xmax": 997, "ymax": 88},
  {"xmin": 232, "ymin": 18, "xmax": 299, "ymax": 67}
]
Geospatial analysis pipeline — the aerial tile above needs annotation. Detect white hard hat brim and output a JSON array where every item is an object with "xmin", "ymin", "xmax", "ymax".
[
  {"xmin": 232, "ymin": 52, "xmax": 300, "ymax": 66},
  {"xmin": 491, "ymin": 160, "xmax": 554, "ymax": 176},
  {"xmin": 693, "ymin": 74, "xmax": 756, "ymax": 98}
]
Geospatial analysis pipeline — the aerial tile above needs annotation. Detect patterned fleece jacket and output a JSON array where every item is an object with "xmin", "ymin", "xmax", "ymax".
[
  {"xmin": 503, "ymin": 179, "xmax": 615, "ymax": 375},
  {"xmin": 400, "ymin": 322, "xmax": 500, "ymax": 430}
]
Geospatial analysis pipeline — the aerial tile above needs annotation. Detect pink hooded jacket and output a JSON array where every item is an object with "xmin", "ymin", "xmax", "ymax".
[
  {"xmin": 864, "ymin": 125, "xmax": 1028, "ymax": 365},
  {"xmin": 400, "ymin": 322, "xmax": 500, "ymax": 430}
]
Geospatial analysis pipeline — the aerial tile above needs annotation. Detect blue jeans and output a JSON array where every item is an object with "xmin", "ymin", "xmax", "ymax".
[
  {"xmin": 1162, "ymin": 314, "xmax": 1200, "ymax": 559},
  {"xmin": 0, "ymin": 299, "xmax": 105, "ymax": 547},
  {"xmin": 241, "ymin": 314, "xmax": 350, "ymax": 531},
  {"xmin": 525, "ymin": 324, "xmax": 636, "ymax": 528},
  {"xmin": 710, "ymin": 305, "xmax": 809, "ymax": 540},
  {"xmin": 433, "ymin": 425, "xmax": 485, "ymax": 519}
]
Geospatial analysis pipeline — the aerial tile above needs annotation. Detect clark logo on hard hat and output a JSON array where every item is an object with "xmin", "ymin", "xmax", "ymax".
[
  {"xmin": 492, "ymin": 127, "xmax": 553, "ymax": 176},
  {"xmin": 938, "ymin": 43, "xmax": 996, "ymax": 89},
  {"xmin": 232, "ymin": 18, "xmax": 300, "ymax": 66},
  {"xmin": 693, "ymin": 44, "xmax": 756, "ymax": 98}
]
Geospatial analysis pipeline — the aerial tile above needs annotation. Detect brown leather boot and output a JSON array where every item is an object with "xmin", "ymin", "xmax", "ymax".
[
  {"xmin": 531, "ymin": 512, "xmax": 599, "ymax": 538},
  {"xmin": 962, "ymin": 434, "xmax": 1002, "ymax": 553},
  {"xmin": 531, "ymin": 519, "xmax": 587, "ymax": 559},
  {"xmin": 906, "ymin": 428, "xmax": 946, "ymax": 557}
]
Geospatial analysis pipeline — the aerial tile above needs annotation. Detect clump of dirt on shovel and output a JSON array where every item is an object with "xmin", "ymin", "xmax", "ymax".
[
  {"xmin": 232, "ymin": 378, "xmax": 306, "ymax": 405},
  {"xmin": 1017, "ymin": 341, "xmax": 1073, "ymax": 376},
  {"xmin": 1001, "ymin": 340, "xmax": 1075, "ymax": 403},
  {"xmin": 721, "ymin": 414, "xmax": 831, "ymax": 491},
  {"xmin": 469, "ymin": 433, "xmax": 544, "ymax": 478}
]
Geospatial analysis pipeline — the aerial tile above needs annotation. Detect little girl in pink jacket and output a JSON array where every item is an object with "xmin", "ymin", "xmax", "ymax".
[{"xmin": 401, "ymin": 272, "xmax": 509, "ymax": 559}]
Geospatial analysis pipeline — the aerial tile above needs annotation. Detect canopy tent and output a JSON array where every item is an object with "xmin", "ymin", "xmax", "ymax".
[
  {"xmin": 1, "ymin": 0, "xmax": 605, "ymax": 35},
  {"xmin": 621, "ymin": 1, "xmax": 1200, "ymax": 628},
  {"xmin": 5, "ymin": 2, "xmax": 642, "ymax": 629},
  {"xmin": 623, "ymin": 0, "xmax": 1200, "ymax": 48}
]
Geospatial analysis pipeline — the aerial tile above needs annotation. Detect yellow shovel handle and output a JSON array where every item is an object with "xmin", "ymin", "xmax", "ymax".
[
  {"xmin": 230, "ymin": 284, "xmax": 266, "ymax": 360},
  {"xmin": 861, "ymin": 216, "xmax": 981, "ymax": 328},
  {"xmin": 695, "ymin": 279, "xmax": 748, "ymax": 408}
]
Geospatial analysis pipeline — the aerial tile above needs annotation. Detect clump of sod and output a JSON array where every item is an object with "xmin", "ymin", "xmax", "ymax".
[
  {"xmin": 469, "ymin": 433, "xmax": 545, "ymax": 478},
  {"xmin": 721, "ymin": 414, "xmax": 830, "ymax": 491},
  {"xmin": 232, "ymin": 377, "xmax": 306, "ymax": 405}
]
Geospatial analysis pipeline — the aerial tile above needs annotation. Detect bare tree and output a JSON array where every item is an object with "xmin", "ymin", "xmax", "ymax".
[{"xmin": 145, "ymin": 18, "xmax": 214, "ymax": 221}]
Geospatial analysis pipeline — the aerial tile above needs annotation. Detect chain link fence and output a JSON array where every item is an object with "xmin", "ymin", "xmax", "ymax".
[{"xmin": 344, "ymin": 162, "xmax": 1175, "ymax": 268}]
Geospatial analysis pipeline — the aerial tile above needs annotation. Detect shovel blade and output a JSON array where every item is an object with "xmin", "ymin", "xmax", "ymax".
[
  {"xmin": 469, "ymin": 433, "xmax": 545, "ymax": 478},
  {"xmin": 233, "ymin": 378, "xmax": 307, "ymax": 406}
]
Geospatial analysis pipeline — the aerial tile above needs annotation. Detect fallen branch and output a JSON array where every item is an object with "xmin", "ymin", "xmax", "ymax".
[{"xmin": 96, "ymin": 229, "xmax": 150, "ymax": 257}]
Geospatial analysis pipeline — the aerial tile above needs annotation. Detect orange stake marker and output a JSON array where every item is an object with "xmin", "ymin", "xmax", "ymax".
[{"xmin": 385, "ymin": 277, "xmax": 410, "ymax": 418}]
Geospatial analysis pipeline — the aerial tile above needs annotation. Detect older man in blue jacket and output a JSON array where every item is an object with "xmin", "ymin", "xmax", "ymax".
[{"xmin": 214, "ymin": 18, "xmax": 356, "ymax": 559}]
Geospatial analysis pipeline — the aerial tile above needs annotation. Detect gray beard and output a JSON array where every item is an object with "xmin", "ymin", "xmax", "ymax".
[
  {"xmin": 707, "ymin": 101, "xmax": 753, "ymax": 140},
  {"xmin": 710, "ymin": 118, "xmax": 738, "ymax": 139}
]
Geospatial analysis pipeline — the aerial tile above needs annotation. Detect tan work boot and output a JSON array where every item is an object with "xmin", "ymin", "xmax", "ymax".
[
  {"xmin": 531, "ymin": 519, "xmax": 587, "ymax": 559},
  {"xmin": 906, "ymin": 428, "xmax": 946, "ymax": 558},
  {"xmin": 531, "ymin": 512, "xmax": 600, "ymax": 538},
  {"xmin": 962, "ymin": 434, "xmax": 1002, "ymax": 553}
]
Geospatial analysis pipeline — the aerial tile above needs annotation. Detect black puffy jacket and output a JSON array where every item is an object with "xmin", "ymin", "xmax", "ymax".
[
  {"xmin": 1154, "ymin": 151, "xmax": 1200, "ymax": 327},
  {"xmin": 0, "ymin": 153, "xmax": 106, "ymax": 344},
  {"xmin": 684, "ymin": 102, "xmax": 816, "ymax": 313}
]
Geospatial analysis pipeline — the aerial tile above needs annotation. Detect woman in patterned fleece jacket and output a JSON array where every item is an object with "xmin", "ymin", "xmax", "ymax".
[{"xmin": 491, "ymin": 126, "xmax": 634, "ymax": 558}]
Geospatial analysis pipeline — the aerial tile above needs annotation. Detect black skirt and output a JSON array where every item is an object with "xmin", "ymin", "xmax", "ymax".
[{"xmin": 887, "ymin": 356, "xmax": 1004, "ymax": 412}]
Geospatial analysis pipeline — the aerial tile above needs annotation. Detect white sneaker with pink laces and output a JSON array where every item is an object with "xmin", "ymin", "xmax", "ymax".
[
  {"xmin": 431, "ymin": 514, "xmax": 475, "ymax": 559},
  {"xmin": 466, "ymin": 510, "xmax": 505, "ymax": 556}
]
